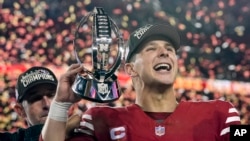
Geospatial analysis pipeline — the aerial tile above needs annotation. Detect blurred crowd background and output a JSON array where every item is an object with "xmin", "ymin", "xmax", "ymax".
[{"xmin": 0, "ymin": 0, "xmax": 250, "ymax": 132}]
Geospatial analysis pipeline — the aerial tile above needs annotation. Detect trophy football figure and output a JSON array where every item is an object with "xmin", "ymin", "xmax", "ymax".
[{"xmin": 72, "ymin": 7, "xmax": 124, "ymax": 103}]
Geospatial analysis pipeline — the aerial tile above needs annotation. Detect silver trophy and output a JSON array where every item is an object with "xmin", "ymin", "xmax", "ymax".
[{"xmin": 72, "ymin": 7, "xmax": 124, "ymax": 103}]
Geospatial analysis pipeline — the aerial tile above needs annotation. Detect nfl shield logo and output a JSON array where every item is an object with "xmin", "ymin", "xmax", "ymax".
[
  {"xmin": 97, "ymin": 83, "xmax": 109, "ymax": 95},
  {"xmin": 155, "ymin": 125, "xmax": 165, "ymax": 136}
]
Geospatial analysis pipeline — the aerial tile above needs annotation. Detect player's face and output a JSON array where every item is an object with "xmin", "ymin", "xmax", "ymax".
[
  {"xmin": 132, "ymin": 40, "xmax": 178, "ymax": 86},
  {"xmin": 21, "ymin": 84, "xmax": 56, "ymax": 126}
]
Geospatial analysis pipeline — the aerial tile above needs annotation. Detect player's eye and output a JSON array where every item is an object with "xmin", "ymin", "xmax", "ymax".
[
  {"xmin": 46, "ymin": 92, "xmax": 56, "ymax": 98},
  {"xmin": 26, "ymin": 91, "xmax": 55, "ymax": 104},
  {"xmin": 27, "ymin": 95, "xmax": 43, "ymax": 103},
  {"xmin": 167, "ymin": 47, "xmax": 174, "ymax": 52},
  {"xmin": 146, "ymin": 47, "xmax": 156, "ymax": 51}
]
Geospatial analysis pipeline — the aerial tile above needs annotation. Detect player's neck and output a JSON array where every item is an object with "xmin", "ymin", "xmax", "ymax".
[{"xmin": 135, "ymin": 89, "xmax": 178, "ymax": 112}]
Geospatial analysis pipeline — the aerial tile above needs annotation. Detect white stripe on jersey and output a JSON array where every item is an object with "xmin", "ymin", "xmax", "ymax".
[
  {"xmin": 220, "ymin": 127, "xmax": 230, "ymax": 136},
  {"xmin": 220, "ymin": 107, "xmax": 241, "ymax": 136},
  {"xmin": 74, "ymin": 128, "xmax": 93, "ymax": 136},
  {"xmin": 80, "ymin": 121, "xmax": 94, "ymax": 131},
  {"xmin": 225, "ymin": 116, "xmax": 241, "ymax": 123},
  {"xmin": 228, "ymin": 108, "xmax": 239, "ymax": 114},
  {"xmin": 82, "ymin": 114, "xmax": 92, "ymax": 120}
]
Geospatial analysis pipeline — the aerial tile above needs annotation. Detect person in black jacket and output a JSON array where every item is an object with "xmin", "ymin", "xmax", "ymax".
[{"xmin": 0, "ymin": 66, "xmax": 58, "ymax": 141}]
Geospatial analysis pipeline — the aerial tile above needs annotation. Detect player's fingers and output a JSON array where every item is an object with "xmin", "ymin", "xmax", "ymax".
[
  {"xmin": 65, "ymin": 64, "xmax": 83, "ymax": 77},
  {"xmin": 68, "ymin": 64, "xmax": 82, "ymax": 71},
  {"xmin": 65, "ymin": 113, "xmax": 81, "ymax": 139}
]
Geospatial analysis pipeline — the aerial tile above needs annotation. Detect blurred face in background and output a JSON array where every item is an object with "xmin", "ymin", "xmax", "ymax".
[{"xmin": 14, "ymin": 84, "xmax": 56, "ymax": 126}]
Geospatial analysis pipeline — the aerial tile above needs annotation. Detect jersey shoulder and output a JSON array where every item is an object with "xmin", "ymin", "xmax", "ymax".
[
  {"xmin": 179, "ymin": 100, "xmax": 240, "ymax": 125},
  {"xmin": 181, "ymin": 99, "xmax": 237, "ymax": 111}
]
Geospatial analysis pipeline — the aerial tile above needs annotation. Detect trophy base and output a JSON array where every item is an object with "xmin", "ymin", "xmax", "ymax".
[{"xmin": 72, "ymin": 74, "xmax": 121, "ymax": 103}]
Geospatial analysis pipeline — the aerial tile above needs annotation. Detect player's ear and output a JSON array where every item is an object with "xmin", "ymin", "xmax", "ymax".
[
  {"xmin": 124, "ymin": 63, "xmax": 138, "ymax": 77},
  {"xmin": 13, "ymin": 103, "xmax": 27, "ymax": 118}
]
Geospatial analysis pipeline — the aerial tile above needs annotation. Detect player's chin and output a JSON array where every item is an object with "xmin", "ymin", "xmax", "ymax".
[
  {"xmin": 156, "ymin": 76, "xmax": 175, "ymax": 84},
  {"xmin": 40, "ymin": 116, "xmax": 48, "ymax": 122},
  {"xmin": 153, "ymin": 79, "xmax": 174, "ymax": 86},
  {"xmin": 162, "ymin": 81, "xmax": 174, "ymax": 86}
]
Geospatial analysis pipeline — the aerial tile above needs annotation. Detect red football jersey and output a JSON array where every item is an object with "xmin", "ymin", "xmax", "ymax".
[{"xmin": 67, "ymin": 100, "xmax": 240, "ymax": 141}]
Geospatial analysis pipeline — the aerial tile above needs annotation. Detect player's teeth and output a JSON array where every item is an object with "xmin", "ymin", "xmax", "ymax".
[{"xmin": 154, "ymin": 63, "xmax": 171, "ymax": 70}]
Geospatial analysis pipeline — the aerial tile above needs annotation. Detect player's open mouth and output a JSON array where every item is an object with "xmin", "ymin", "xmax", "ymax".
[{"xmin": 154, "ymin": 63, "xmax": 172, "ymax": 71}]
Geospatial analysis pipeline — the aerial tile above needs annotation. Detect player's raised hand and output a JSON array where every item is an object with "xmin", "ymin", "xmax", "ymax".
[{"xmin": 54, "ymin": 64, "xmax": 83, "ymax": 103}]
